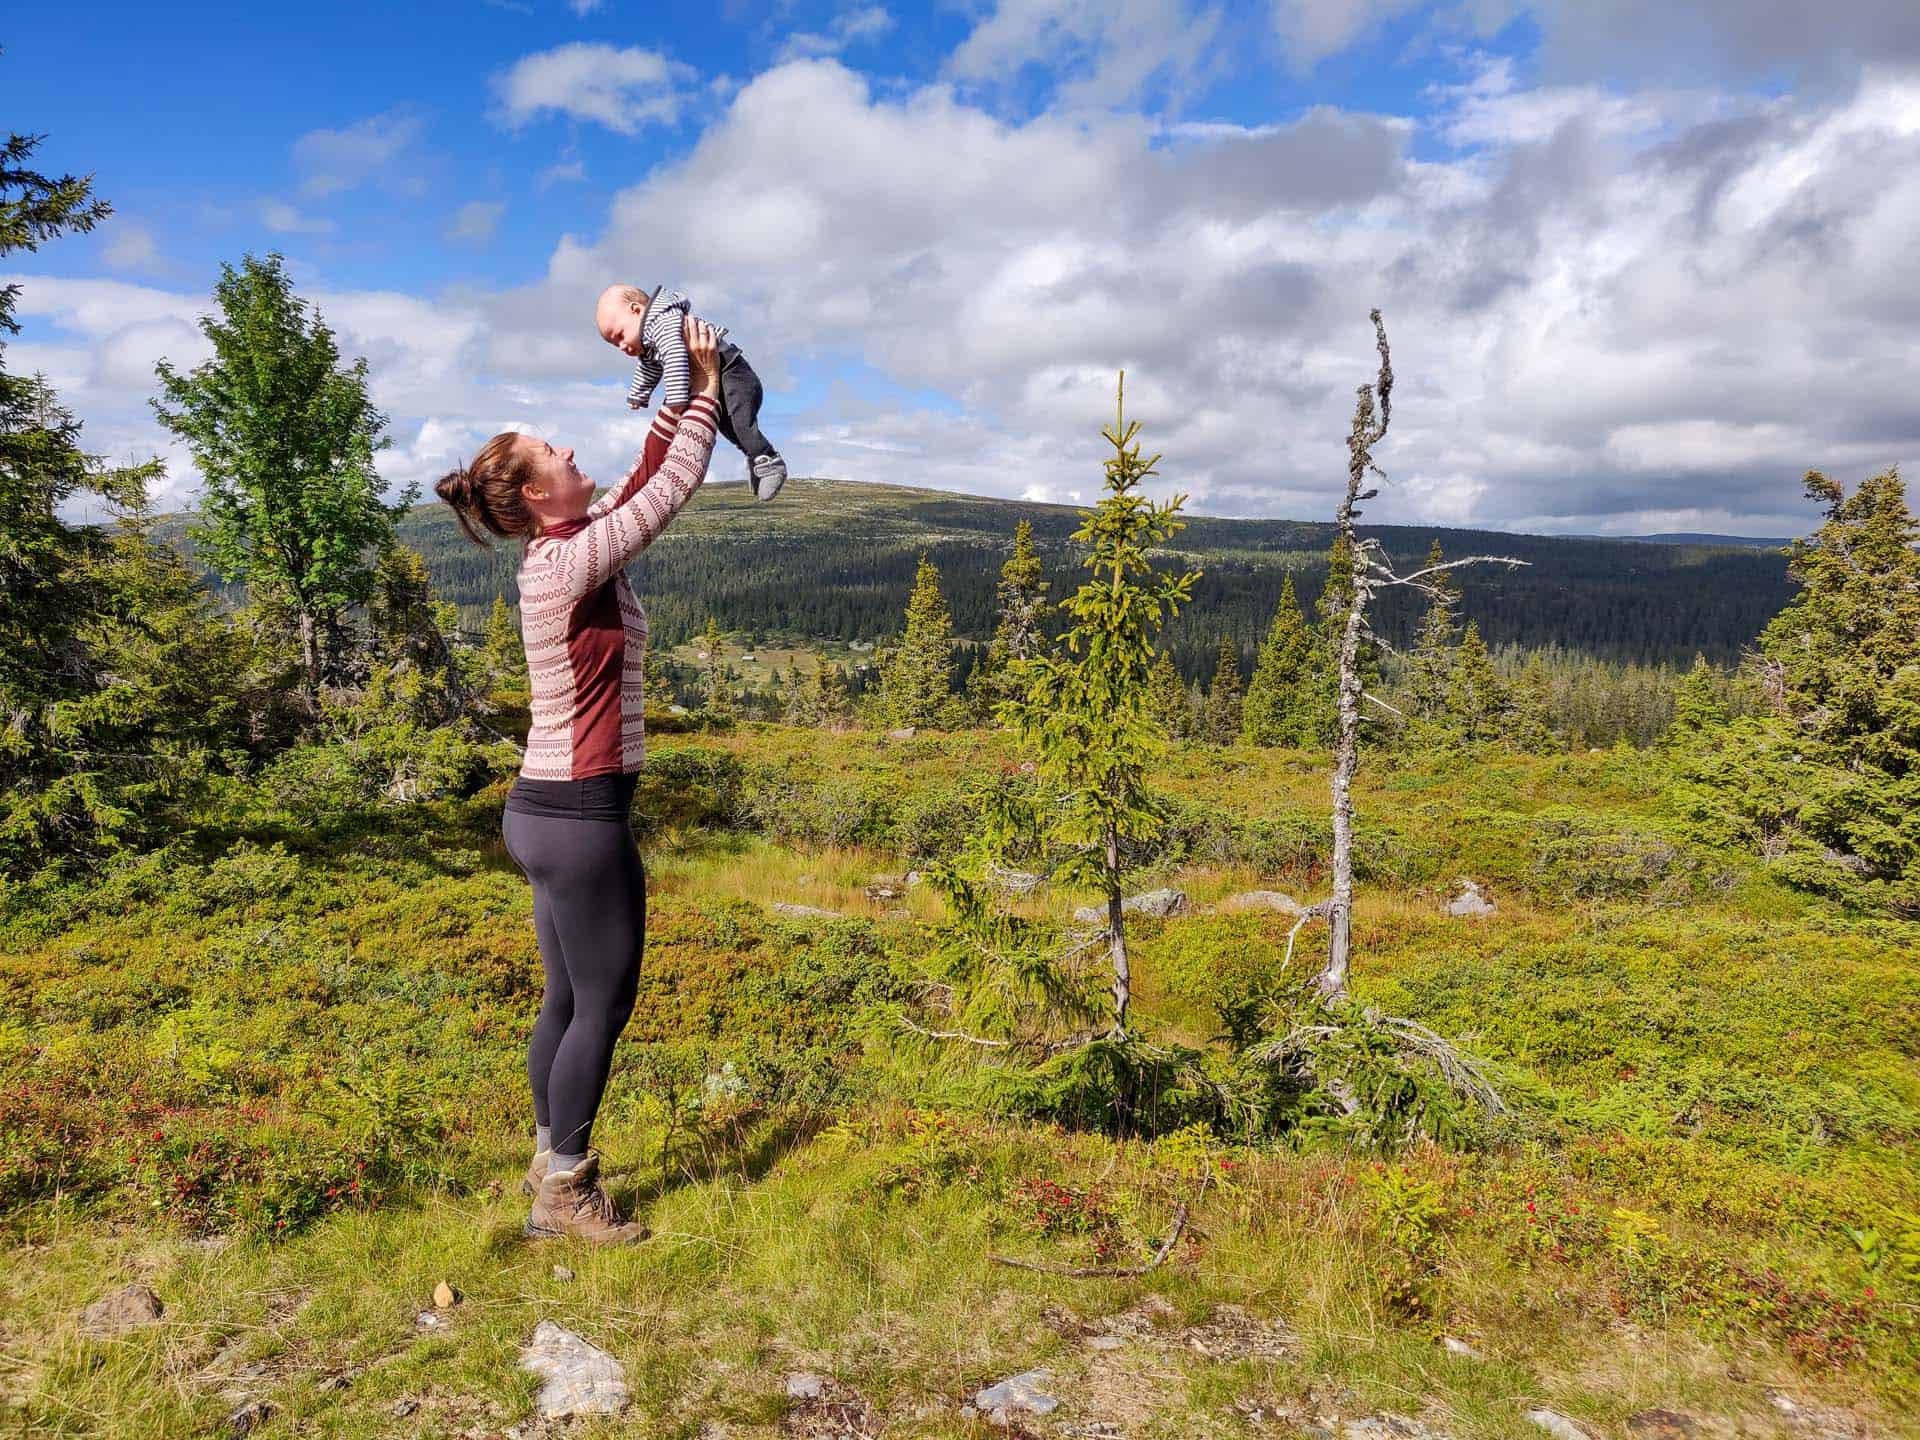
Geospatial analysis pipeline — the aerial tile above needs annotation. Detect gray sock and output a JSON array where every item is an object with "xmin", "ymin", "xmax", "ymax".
[
  {"xmin": 550, "ymin": 1151, "xmax": 587, "ymax": 1175},
  {"xmin": 534, "ymin": 1125, "xmax": 552, "ymax": 1154}
]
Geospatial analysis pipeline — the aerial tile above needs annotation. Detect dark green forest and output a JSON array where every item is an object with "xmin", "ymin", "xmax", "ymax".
[{"xmin": 165, "ymin": 480, "xmax": 1795, "ymax": 678}]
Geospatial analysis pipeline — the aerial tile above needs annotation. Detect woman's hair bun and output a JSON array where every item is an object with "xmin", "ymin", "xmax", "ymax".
[{"xmin": 435, "ymin": 465, "xmax": 473, "ymax": 507}]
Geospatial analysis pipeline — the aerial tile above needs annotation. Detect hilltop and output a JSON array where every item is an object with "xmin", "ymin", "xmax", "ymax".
[{"xmin": 366, "ymin": 480, "xmax": 1795, "ymax": 672}]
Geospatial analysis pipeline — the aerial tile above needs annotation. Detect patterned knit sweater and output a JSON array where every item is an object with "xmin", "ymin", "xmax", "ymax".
[{"xmin": 516, "ymin": 394, "xmax": 719, "ymax": 780}]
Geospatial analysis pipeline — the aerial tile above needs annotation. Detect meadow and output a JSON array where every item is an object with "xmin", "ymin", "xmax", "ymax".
[{"xmin": 3, "ymin": 725, "xmax": 1915, "ymax": 1440}]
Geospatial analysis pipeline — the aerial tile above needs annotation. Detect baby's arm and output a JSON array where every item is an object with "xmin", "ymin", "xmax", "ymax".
[
  {"xmin": 627, "ymin": 351, "xmax": 663, "ymax": 410},
  {"xmin": 647, "ymin": 297, "xmax": 692, "ymax": 410}
]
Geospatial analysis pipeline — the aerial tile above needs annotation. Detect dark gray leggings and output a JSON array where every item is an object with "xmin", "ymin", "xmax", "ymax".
[{"xmin": 501, "ymin": 801, "xmax": 645, "ymax": 1157}]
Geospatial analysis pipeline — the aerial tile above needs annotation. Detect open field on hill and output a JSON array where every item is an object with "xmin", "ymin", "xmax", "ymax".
[{"xmin": 3, "ymin": 729, "xmax": 1914, "ymax": 1439}]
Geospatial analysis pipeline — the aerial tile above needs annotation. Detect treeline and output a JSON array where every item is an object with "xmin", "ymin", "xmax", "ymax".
[{"xmin": 367, "ymin": 487, "xmax": 1796, "ymax": 670}]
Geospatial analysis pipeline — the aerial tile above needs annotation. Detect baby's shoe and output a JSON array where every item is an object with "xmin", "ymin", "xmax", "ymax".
[{"xmin": 751, "ymin": 453, "xmax": 788, "ymax": 502}]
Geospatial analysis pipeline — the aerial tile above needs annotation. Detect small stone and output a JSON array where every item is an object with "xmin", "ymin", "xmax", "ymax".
[
  {"xmin": 1087, "ymin": 1334, "xmax": 1126, "ymax": 1351},
  {"xmin": 886, "ymin": 726, "xmax": 917, "ymax": 740},
  {"xmin": 520, "ymin": 1320, "xmax": 629, "ymax": 1418},
  {"xmin": 415, "ymin": 1310, "xmax": 444, "ymax": 1329},
  {"xmin": 905, "ymin": 871, "xmax": 923, "ymax": 887},
  {"xmin": 772, "ymin": 901, "xmax": 841, "ymax": 920},
  {"xmin": 390, "ymin": 1399, "xmax": 421, "ymax": 1418},
  {"xmin": 1216, "ymin": 890, "xmax": 1305, "ymax": 915},
  {"xmin": 864, "ymin": 881, "xmax": 905, "ymax": 901},
  {"xmin": 432, "ymin": 1280, "xmax": 457, "ymax": 1309},
  {"xmin": 316, "ymin": 1372, "xmax": 353, "ymax": 1394},
  {"xmin": 227, "ymin": 1401, "xmax": 273, "ymax": 1438},
  {"xmin": 972, "ymin": 1369, "xmax": 1059, "ymax": 1424},
  {"xmin": 1628, "ymin": 1411, "xmax": 1698, "ymax": 1440},
  {"xmin": 1527, "ymin": 1408, "xmax": 1592, "ymax": 1440},
  {"xmin": 1446, "ymin": 880, "xmax": 1496, "ymax": 918},
  {"xmin": 785, "ymin": 1372, "xmax": 828, "ymax": 1400},
  {"xmin": 552, "ymin": 1265, "xmax": 574, "ymax": 1282},
  {"xmin": 1439, "ymin": 1335, "xmax": 1480, "ymax": 1359},
  {"xmin": 81, "ymin": 1283, "xmax": 164, "ymax": 1336}
]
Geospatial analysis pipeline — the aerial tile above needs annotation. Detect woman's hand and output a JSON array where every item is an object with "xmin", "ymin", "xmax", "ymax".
[{"xmin": 683, "ymin": 317, "xmax": 722, "ymax": 400}]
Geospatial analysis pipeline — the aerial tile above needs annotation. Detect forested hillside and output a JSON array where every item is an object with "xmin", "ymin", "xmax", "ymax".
[{"xmin": 370, "ymin": 481, "xmax": 1794, "ymax": 672}]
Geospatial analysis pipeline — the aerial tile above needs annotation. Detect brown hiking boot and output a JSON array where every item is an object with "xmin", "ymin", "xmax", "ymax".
[
  {"xmin": 525, "ymin": 1154, "xmax": 650, "ymax": 1244},
  {"xmin": 521, "ymin": 1149, "xmax": 550, "ymax": 1197}
]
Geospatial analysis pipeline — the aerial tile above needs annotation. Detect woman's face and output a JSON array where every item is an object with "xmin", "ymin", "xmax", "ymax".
[{"xmin": 519, "ymin": 435, "xmax": 595, "ymax": 520}]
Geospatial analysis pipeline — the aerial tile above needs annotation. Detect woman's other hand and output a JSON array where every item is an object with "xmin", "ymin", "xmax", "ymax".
[{"xmin": 684, "ymin": 317, "xmax": 722, "ymax": 400}]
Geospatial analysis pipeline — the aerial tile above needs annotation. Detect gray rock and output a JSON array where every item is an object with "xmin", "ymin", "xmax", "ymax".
[
  {"xmin": 771, "ymin": 901, "xmax": 841, "ymax": 920},
  {"xmin": 415, "ymin": 1310, "xmax": 445, "ymax": 1329},
  {"xmin": 904, "ymin": 871, "xmax": 923, "ymax": 887},
  {"xmin": 1446, "ymin": 880, "xmax": 1496, "ymax": 918},
  {"xmin": 520, "ymin": 1321, "xmax": 629, "ymax": 1418},
  {"xmin": 551, "ymin": 1265, "xmax": 574, "ymax": 1282},
  {"xmin": 1086, "ymin": 1334, "xmax": 1126, "ymax": 1351},
  {"xmin": 886, "ymin": 726, "xmax": 917, "ymax": 740},
  {"xmin": 1527, "ymin": 1409, "xmax": 1592, "ymax": 1440},
  {"xmin": 1075, "ymin": 887, "xmax": 1191, "ymax": 924},
  {"xmin": 1216, "ymin": 890, "xmax": 1305, "ymax": 915},
  {"xmin": 389, "ymin": 1399, "xmax": 420, "ymax": 1418},
  {"xmin": 785, "ymin": 1372, "xmax": 828, "ymax": 1400},
  {"xmin": 972, "ymin": 1369, "xmax": 1059, "ymax": 1425},
  {"xmin": 989, "ymin": 868, "xmax": 1044, "ymax": 895},
  {"xmin": 1627, "ymin": 1411, "xmax": 1698, "ymax": 1440},
  {"xmin": 864, "ymin": 880, "xmax": 906, "ymax": 901},
  {"xmin": 227, "ymin": 1401, "xmax": 273, "ymax": 1438},
  {"xmin": 1438, "ymin": 1335, "xmax": 1480, "ymax": 1359},
  {"xmin": 1338, "ymin": 1417, "xmax": 1434, "ymax": 1440},
  {"xmin": 81, "ymin": 1283, "xmax": 163, "ymax": 1336}
]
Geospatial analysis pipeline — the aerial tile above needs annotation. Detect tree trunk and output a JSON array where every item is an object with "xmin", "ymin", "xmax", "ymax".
[
  {"xmin": 297, "ymin": 609, "xmax": 322, "ymax": 697},
  {"xmin": 1318, "ymin": 589, "xmax": 1363, "ymax": 1002},
  {"xmin": 1105, "ymin": 825, "xmax": 1130, "ymax": 1036}
]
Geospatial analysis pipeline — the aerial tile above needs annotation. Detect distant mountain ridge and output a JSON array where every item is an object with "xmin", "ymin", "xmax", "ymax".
[
  {"xmin": 1581, "ymin": 532, "xmax": 1795, "ymax": 549},
  {"xmin": 158, "ymin": 479, "xmax": 1799, "ymax": 673}
]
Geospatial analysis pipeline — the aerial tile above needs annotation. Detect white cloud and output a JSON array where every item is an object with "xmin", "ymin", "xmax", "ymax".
[
  {"xmin": 494, "ymin": 43, "xmax": 699, "ymax": 134},
  {"xmin": 102, "ymin": 222, "xmax": 159, "ymax": 272},
  {"xmin": 538, "ymin": 158, "xmax": 589, "ymax": 188},
  {"xmin": 947, "ymin": 0, "xmax": 1224, "ymax": 110},
  {"xmin": 445, "ymin": 201, "xmax": 506, "ymax": 245},
  {"xmin": 568, "ymin": 0, "xmax": 604, "ymax": 14},
  {"xmin": 1269, "ymin": 0, "xmax": 1424, "ymax": 73},
  {"xmin": 261, "ymin": 201, "xmax": 335, "ymax": 235},
  {"xmin": 17, "ymin": 48, "xmax": 1920, "ymax": 537},
  {"xmin": 293, "ymin": 110, "xmax": 426, "ymax": 199},
  {"xmin": 778, "ymin": 5, "xmax": 896, "ymax": 62}
]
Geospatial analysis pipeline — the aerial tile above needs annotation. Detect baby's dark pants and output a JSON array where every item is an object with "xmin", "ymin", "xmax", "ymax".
[{"xmin": 716, "ymin": 341, "xmax": 777, "ymax": 463}]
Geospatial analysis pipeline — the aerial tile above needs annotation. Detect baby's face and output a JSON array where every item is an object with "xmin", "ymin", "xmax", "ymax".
[{"xmin": 597, "ymin": 295, "xmax": 647, "ymax": 358}]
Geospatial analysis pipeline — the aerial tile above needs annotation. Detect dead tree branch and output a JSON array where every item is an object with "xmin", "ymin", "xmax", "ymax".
[{"xmin": 990, "ymin": 1204, "xmax": 1189, "ymax": 1278}]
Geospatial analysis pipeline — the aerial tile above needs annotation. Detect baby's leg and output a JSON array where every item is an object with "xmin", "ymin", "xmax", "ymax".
[{"xmin": 716, "ymin": 346, "xmax": 786, "ymax": 500}]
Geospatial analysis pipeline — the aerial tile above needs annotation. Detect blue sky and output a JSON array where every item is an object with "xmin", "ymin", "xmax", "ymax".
[{"xmin": 7, "ymin": 1, "xmax": 1919, "ymax": 534}]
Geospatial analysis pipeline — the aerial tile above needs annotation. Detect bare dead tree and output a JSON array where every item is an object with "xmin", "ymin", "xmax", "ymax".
[{"xmin": 1316, "ymin": 310, "xmax": 1527, "ymax": 1001}]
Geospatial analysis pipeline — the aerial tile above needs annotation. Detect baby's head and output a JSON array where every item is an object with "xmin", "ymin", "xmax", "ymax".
[{"xmin": 595, "ymin": 284, "xmax": 651, "ymax": 358}]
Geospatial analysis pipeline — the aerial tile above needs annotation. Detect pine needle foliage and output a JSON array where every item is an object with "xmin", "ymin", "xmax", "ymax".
[
  {"xmin": 999, "ymin": 375, "xmax": 1199, "ymax": 1036},
  {"xmin": 1242, "ymin": 574, "xmax": 1316, "ymax": 746},
  {"xmin": 881, "ymin": 553, "xmax": 957, "ymax": 728}
]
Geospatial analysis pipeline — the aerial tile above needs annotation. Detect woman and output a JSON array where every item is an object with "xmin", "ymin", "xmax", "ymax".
[{"xmin": 436, "ymin": 318, "xmax": 724, "ymax": 1243}]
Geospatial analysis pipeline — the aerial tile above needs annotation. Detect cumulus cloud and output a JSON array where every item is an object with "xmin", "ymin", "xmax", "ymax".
[
  {"xmin": 20, "ymin": 41, "xmax": 1920, "ymax": 537},
  {"xmin": 493, "ymin": 43, "xmax": 699, "ymax": 134},
  {"xmin": 293, "ymin": 109, "xmax": 427, "ymax": 199},
  {"xmin": 1269, "ymin": 0, "xmax": 1425, "ymax": 73},
  {"xmin": 102, "ymin": 222, "xmax": 159, "ymax": 272},
  {"xmin": 568, "ymin": 0, "xmax": 603, "ymax": 14},
  {"xmin": 445, "ymin": 200, "xmax": 506, "ymax": 244},
  {"xmin": 947, "ymin": 0, "xmax": 1224, "ymax": 110},
  {"xmin": 778, "ymin": 5, "xmax": 895, "ymax": 62},
  {"xmin": 261, "ymin": 201, "xmax": 336, "ymax": 235}
]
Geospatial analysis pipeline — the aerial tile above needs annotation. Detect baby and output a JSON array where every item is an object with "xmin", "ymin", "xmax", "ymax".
[{"xmin": 595, "ymin": 284, "xmax": 787, "ymax": 501}]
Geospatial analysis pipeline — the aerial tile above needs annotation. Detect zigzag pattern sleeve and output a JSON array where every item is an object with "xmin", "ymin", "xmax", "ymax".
[
  {"xmin": 551, "ymin": 394, "xmax": 719, "ymax": 603},
  {"xmin": 585, "ymin": 405, "xmax": 682, "ymax": 519}
]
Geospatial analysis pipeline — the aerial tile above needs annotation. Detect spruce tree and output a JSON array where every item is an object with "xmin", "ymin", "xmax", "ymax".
[
  {"xmin": 1668, "ymin": 653, "xmax": 1727, "ymax": 739},
  {"xmin": 1145, "ymin": 651, "xmax": 1189, "ymax": 739},
  {"xmin": 969, "ymin": 519, "xmax": 1048, "ymax": 718},
  {"xmin": 1504, "ymin": 653, "xmax": 1557, "ymax": 754},
  {"xmin": 813, "ymin": 661, "xmax": 852, "ymax": 727},
  {"xmin": 153, "ymin": 253, "xmax": 407, "ymax": 695},
  {"xmin": 699, "ymin": 616, "xmax": 733, "ymax": 714},
  {"xmin": 1242, "ymin": 573, "xmax": 1315, "ymax": 746},
  {"xmin": 1203, "ymin": 636, "xmax": 1244, "ymax": 744},
  {"xmin": 482, "ymin": 596, "xmax": 527, "ymax": 695},
  {"xmin": 1405, "ymin": 538, "xmax": 1459, "ymax": 725},
  {"xmin": 881, "ymin": 553, "xmax": 956, "ymax": 728},
  {"xmin": 1447, "ymin": 621, "xmax": 1507, "ymax": 745},
  {"xmin": 1679, "ymin": 469, "xmax": 1920, "ymax": 912},
  {"xmin": 1001, "ymin": 376, "xmax": 1199, "ymax": 1035}
]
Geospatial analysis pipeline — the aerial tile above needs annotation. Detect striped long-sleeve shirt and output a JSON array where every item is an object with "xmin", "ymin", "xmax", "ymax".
[
  {"xmin": 516, "ymin": 394, "xmax": 720, "ymax": 780},
  {"xmin": 624, "ymin": 289, "xmax": 726, "ymax": 411}
]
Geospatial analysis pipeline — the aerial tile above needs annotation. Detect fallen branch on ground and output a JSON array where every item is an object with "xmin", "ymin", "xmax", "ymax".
[{"xmin": 989, "ymin": 1203, "xmax": 1188, "ymax": 1279}]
